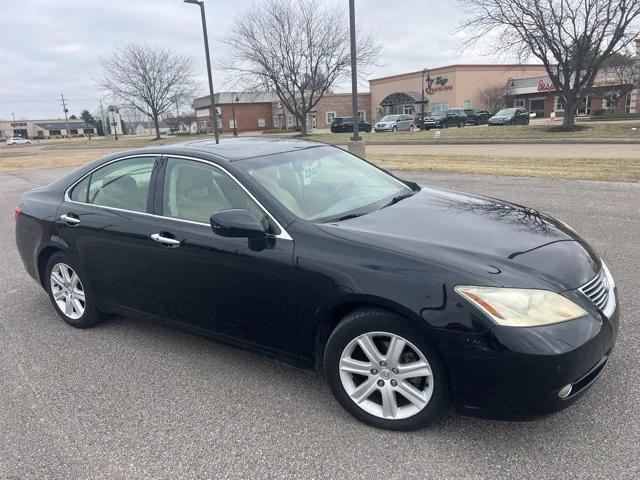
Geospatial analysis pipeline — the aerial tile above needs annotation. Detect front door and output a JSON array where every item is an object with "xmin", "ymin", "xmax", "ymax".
[{"xmin": 147, "ymin": 156, "xmax": 301, "ymax": 358}]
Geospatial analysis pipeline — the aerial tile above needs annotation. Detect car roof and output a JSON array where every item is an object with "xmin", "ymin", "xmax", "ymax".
[{"xmin": 119, "ymin": 137, "xmax": 326, "ymax": 162}]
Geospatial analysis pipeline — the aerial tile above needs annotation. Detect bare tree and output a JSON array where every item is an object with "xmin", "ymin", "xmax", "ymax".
[
  {"xmin": 98, "ymin": 44, "xmax": 197, "ymax": 139},
  {"xmin": 593, "ymin": 53, "xmax": 640, "ymax": 113},
  {"xmin": 478, "ymin": 85, "xmax": 507, "ymax": 113},
  {"xmin": 221, "ymin": 0, "xmax": 380, "ymax": 135},
  {"xmin": 458, "ymin": 0, "xmax": 640, "ymax": 129},
  {"xmin": 120, "ymin": 107, "xmax": 145, "ymax": 135}
]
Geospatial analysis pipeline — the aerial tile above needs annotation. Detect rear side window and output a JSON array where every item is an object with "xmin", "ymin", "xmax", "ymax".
[
  {"xmin": 86, "ymin": 157, "xmax": 155, "ymax": 213},
  {"xmin": 70, "ymin": 176, "xmax": 89, "ymax": 202}
]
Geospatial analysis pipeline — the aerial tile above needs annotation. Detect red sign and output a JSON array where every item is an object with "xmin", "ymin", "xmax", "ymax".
[
  {"xmin": 426, "ymin": 85, "xmax": 453, "ymax": 94},
  {"xmin": 537, "ymin": 79, "xmax": 554, "ymax": 91}
]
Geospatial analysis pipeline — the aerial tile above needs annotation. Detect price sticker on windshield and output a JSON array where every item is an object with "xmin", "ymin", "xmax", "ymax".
[{"xmin": 302, "ymin": 160, "xmax": 320, "ymax": 185}]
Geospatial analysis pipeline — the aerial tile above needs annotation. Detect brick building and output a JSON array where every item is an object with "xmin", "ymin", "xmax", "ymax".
[
  {"xmin": 192, "ymin": 92, "xmax": 372, "ymax": 132},
  {"xmin": 508, "ymin": 68, "xmax": 638, "ymax": 118}
]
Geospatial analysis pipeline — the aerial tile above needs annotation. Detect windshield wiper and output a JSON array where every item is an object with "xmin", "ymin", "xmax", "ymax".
[
  {"xmin": 381, "ymin": 191, "xmax": 415, "ymax": 209},
  {"xmin": 324, "ymin": 212, "xmax": 366, "ymax": 223}
]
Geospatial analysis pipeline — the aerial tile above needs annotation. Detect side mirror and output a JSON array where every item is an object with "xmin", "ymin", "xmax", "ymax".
[{"xmin": 210, "ymin": 209, "xmax": 266, "ymax": 239}]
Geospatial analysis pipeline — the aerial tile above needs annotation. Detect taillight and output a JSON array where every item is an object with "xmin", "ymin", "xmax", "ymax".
[{"xmin": 14, "ymin": 205, "xmax": 21, "ymax": 220}]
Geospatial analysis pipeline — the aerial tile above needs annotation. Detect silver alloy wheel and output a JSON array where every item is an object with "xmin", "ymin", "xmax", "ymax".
[
  {"xmin": 339, "ymin": 331, "xmax": 434, "ymax": 420},
  {"xmin": 50, "ymin": 263, "xmax": 85, "ymax": 320}
]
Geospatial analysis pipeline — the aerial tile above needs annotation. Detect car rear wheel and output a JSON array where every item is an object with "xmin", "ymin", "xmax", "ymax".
[
  {"xmin": 46, "ymin": 252, "xmax": 105, "ymax": 328},
  {"xmin": 409, "ymin": 124, "xmax": 414, "ymax": 132},
  {"xmin": 324, "ymin": 308, "xmax": 449, "ymax": 430}
]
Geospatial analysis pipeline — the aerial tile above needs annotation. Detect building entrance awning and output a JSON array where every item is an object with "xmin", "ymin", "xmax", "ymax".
[{"xmin": 379, "ymin": 91, "xmax": 422, "ymax": 106}]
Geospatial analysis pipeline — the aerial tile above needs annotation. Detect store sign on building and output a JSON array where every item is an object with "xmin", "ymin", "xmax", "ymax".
[
  {"xmin": 426, "ymin": 76, "xmax": 453, "ymax": 94},
  {"xmin": 537, "ymin": 79, "xmax": 554, "ymax": 91},
  {"xmin": 10, "ymin": 122, "xmax": 27, "ymax": 128}
]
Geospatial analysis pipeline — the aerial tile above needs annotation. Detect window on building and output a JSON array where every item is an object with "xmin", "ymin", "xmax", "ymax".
[
  {"xmin": 258, "ymin": 118, "xmax": 266, "ymax": 128},
  {"xmin": 326, "ymin": 111, "xmax": 336, "ymax": 124},
  {"xmin": 402, "ymin": 105, "xmax": 414, "ymax": 115},
  {"xmin": 287, "ymin": 114, "xmax": 294, "ymax": 127},
  {"xmin": 216, "ymin": 118, "xmax": 222, "ymax": 129},
  {"xmin": 604, "ymin": 95, "xmax": 616, "ymax": 109},
  {"xmin": 463, "ymin": 100, "xmax": 471, "ymax": 109},
  {"xmin": 515, "ymin": 99, "xmax": 525, "ymax": 108},
  {"xmin": 626, "ymin": 93, "xmax": 632, "ymax": 113},
  {"xmin": 229, "ymin": 119, "xmax": 237, "ymax": 129},
  {"xmin": 431, "ymin": 102, "xmax": 448, "ymax": 112},
  {"xmin": 358, "ymin": 110, "xmax": 366, "ymax": 122}
]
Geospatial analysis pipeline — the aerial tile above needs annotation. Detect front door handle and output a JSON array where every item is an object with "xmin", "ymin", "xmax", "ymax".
[
  {"xmin": 60, "ymin": 213, "xmax": 80, "ymax": 225},
  {"xmin": 151, "ymin": 233, "xmax": 181, "ymax": 247}
]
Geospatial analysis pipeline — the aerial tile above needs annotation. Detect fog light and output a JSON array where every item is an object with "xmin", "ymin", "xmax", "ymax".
[{"xmin": 558, "ymin": 384, "xmax": 573, "ymax": 399}]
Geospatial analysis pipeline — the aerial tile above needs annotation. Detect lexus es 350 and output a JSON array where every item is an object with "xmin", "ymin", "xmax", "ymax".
[{"xmin": 15, "ymin": 138, "xmax": 618, "ymax": 430}]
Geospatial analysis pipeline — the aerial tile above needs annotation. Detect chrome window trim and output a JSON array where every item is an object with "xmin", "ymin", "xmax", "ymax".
[{"xmin": 63, "ymin": 153, "xmax": 293, "ymax": 241}]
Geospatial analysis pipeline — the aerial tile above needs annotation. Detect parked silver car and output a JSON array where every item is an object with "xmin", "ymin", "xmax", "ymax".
[{"xmin": 374, "ymin": 114, "xmax": 414, "ymax": 132}]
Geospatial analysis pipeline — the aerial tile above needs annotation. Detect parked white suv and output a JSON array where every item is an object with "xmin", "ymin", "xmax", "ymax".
[{"xmin": 5, "ymin": 136, "xmax": 32, "ymax": 145}]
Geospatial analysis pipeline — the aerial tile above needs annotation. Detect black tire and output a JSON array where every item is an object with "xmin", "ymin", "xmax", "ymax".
[
  {"xmin": 391, "ymin": 125, "xmax": 397, "ymax": 132},
  {"xmin": 324, "ymin": 308, "xmax": 449, "ymax": 431},
  {"xmin": 45, "ymin": 252, "xmax": 105, "ymax": 328},
  {"xmin": 458, "ymin": 121, "xmax": 465, "ymax": 128}
]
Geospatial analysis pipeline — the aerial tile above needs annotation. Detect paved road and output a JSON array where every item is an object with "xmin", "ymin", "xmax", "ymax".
[
  {"xmin": 366, "ymin": 142, "xmax": 640, "ymax": 158},
  {"xmin": 1, "ymin": 168, "xmax": 639, "ymax": 479}
]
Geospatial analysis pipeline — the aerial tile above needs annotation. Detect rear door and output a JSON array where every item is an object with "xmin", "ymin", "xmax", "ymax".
[{"xmin": 57, "ymin": 154, "xmax": 163, "ymax": 313}]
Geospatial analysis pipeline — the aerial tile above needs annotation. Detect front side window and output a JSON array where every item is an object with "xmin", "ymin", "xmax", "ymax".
[
  {"xmin": 162, "ymin": 158, "xmax": 268, "ymax": 227},
  {"xmin": 243, "ymin": 146, "xmax": 413, "ymax": 222},
  {"xmin": 82, "ymin": 157, "xmax": 155, "ymax": 212}
]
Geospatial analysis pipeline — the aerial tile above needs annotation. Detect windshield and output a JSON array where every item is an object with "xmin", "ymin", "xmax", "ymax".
[
  {"xmin": 380, "ymin": 115, "xmax": 398, "ymax": 122},
  {"xmin": 432, "ymin": 111, "xmax": 446, "ymax": 118},
  {"xmin": 496, "ymin": 108, "xmax": 516, "ymax": 116},
  {"xmin": 243, "ymin": 146, "xmax": 414, "ymax": 222}
]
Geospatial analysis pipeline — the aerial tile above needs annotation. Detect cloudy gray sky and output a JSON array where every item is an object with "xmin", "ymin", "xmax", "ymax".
[{"xmin": 0, "ymin": 0, "xmax": 504, "ymax": 120}]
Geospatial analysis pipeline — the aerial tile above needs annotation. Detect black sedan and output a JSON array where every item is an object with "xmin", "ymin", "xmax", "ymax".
[
  {"xmin": 330, "ymin": 116, "xmax": 372, "ymax": 133},
  {"xmin": 488, "ymin": 107, "xmax": 531, "ymax": 125},
  {"xmin": 15, "ymin": 138, "xmax": 618, "ymax": 430}
]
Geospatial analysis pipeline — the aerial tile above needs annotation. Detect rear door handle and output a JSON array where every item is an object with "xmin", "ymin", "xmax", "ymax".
[
  {"xmin": 151, "ymin": 233, "xmax": 181, "ymax": 247},
  {"xmin": 60, "ymin": 213, "xmax": 80, "ymax": 225}
]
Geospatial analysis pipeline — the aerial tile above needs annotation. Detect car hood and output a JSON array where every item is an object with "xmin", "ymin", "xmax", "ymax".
[{"xmin": 316, "ymin": 186, "xmax": 600, "ymax": 290}]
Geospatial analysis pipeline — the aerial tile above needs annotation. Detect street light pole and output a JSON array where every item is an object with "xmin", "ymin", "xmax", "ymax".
[
  {"xmin": 231, "ymin": 94, "xmax": 239, "ymax": 136},
  {"xmin": 11, "ymin": 113, "xmax": 16, "ymax": 122},
  {"xmin": 348, "ymin": 0, "xmax": 360, "ymax": 141},
  {"xmin": 184, "ymin": 0, "xmax": 219, "ymax": 144}
]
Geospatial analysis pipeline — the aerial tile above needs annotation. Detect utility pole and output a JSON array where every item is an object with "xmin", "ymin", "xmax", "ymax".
[
  {"xmin": 348, "ymin": 0, "xmax": 360, "ymax": 141},
  {"xmin": 99, "ymin": 101, "xmax": 106, "ymax": 137},
  {"xmin": 11, "ymin": 113, "xmax": 16, "ymax": 122},
  {"xmin": 60, "ymin": 94, "xmax": 71, "ymax": 141}
]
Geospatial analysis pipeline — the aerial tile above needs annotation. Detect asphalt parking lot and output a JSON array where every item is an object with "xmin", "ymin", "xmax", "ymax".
[{"xmin": 1, "ymin": 167, "xmax": 639, "ymax": 479}]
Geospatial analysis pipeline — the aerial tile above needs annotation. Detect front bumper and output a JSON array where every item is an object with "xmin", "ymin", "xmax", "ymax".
[
  {"xmin": 444, "ymin": 288, "xmax": 619, "ymax": 420},
  {"xmin": 374, "ymin": 125, "xmax": 393, "ymax": 132}
]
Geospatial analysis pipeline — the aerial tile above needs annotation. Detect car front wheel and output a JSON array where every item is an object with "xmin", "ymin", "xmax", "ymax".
[
  {"xmin": 46, "ymin": 252, "xmax": 105, "ymax": 328},
  {"xmin": 324, "ymin": 308, "xmax": 449, "ymax": 430}
]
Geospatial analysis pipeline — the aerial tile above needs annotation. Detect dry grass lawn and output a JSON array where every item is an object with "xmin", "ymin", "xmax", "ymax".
[{"xmin": 368, "ymin": 153, "xmax": 640, "ymax": 182}]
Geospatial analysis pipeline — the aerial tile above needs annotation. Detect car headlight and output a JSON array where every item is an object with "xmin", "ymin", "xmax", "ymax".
[{"xmin": 454, "ymin": 286, "xmax": 587, "ymax": 327}]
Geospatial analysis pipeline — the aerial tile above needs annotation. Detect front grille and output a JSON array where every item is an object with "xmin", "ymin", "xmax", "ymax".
[{"xmin": 579, "ymin": 269, "xmax": 610, "ymax": 311}]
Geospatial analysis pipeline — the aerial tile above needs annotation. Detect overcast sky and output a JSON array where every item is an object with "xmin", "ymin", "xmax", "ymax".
[{"xmin": 0, "ymin": 0, "xmax": 507, "ymax": 120}]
